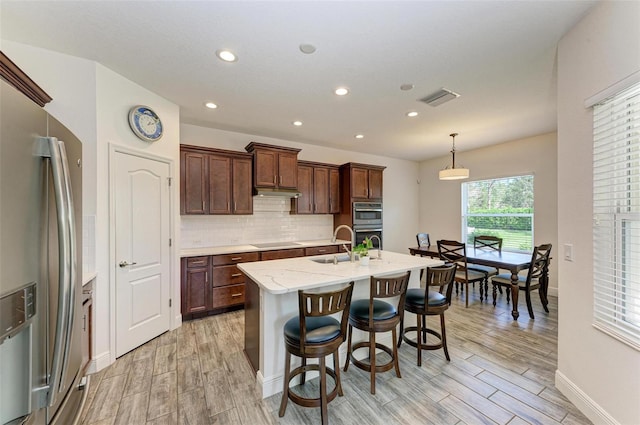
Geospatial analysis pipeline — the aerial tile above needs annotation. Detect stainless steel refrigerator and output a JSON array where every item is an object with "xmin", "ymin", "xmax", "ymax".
[{"xmin": 0, "ymin": 76, "xmax": 87, "ymax": 424}]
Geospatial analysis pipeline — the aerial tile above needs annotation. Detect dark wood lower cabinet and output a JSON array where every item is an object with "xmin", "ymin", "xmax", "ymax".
[{"xmin": 181, "ymin": 245, "xmax": 348, "ymax": 320}]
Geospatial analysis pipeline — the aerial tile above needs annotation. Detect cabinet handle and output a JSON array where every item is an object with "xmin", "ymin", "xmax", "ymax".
[
  {"xmin": 202, "ymin": 201, "xmax": 205, "ymax": 211},
  {"xmin": 318, "ymin": 249, "xmax": 326, "ymax": 252},
  {"xmin": 273, "ymin": 176, "xmax": 276, "ymax": 184},
  {"xmin": 83, "ymin": 314, "xmax": 87, "ymax": 331},
  {"xmin": 231, "ymin": 293, "xmax": 243, "ymax": 298},
  {"xmin": 231, "ymin": 273, "xmax": 242, "ymax": 277},
  {"xmin": 191, "ymin": 260, "xmax": 205, "ymax": 265},
  {"xmin": 234, "ymin": 202, "xmax": 237, "ymax": 211},
  {"xmin": 205, "ymin": 271, "xmax": 208, "ymax": 282},
  {"xmin": 231, "ymin": 257, "xmax": 242, "ymax": 261}
]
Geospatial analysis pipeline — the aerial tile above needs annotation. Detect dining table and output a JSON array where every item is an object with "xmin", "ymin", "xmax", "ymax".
[{"xmin": 408, "ymin": 245, "xmax": 542, "ymax": 320}]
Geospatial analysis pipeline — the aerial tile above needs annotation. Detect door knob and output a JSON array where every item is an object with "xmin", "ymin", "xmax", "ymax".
[{"xmin": 119, "ymin": 260, "xmax": 137, "ymax": 268}]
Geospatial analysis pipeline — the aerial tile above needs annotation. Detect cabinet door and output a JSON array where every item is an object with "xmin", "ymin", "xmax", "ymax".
[
  {"xmin": 278, "ymin": 152, "xmax": 298, "ymax": 189},
  {"xmin": 313, "ymin": 167, "xmax": 330, "ymax": 214},
  {"xmin": 232, "ymin": 157, "xmax": 253, "ymax": 214},
  {"xmin": 254, "ymin": 150, "xmax": 277, "ymax": 187},
  {"xmin": 296, "ymin": 165, "xmax": 313, "ymax": 214},
  {"xmin": 208, "ymin": 154, "xmax": 232, "ymax": 214},
  {"xmin": 351, "ymin": 167, "xmax": 369, "ymax": 199},
  {"xmin": 181, "ymin": 265, "xmax": 210, "ymax": 315},
  {"xmin": 329, "ymin": 168, "xmax": 340, "ymax": 213},
  {"xmin": 368, "ymin": 168, "xmax": 383, "ymax": 199},
  {"xmin": 181, "ymin": 150, "xmax": 208, "ymax": 214}
]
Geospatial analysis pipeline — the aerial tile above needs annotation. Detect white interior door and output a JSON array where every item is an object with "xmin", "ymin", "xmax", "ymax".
[{"xmin": 114, "ymin": 150, "xmax": 171, "ymax": 357}]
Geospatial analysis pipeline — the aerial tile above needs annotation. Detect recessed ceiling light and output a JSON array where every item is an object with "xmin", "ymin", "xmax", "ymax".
[
  {"xmin": 205, "ymin": 102, "xmax": 218, "ymax": 109},
  {"xmin": 400, "ymin": 83, "xmax": 414, "ymax": 91},
  {"xmin": 299, "ymin": 44, "xmax": 316, "ymax": 54},
  {"xmin": 335, "ymin": 87, "xmax": 349, "ymax": 96},
  {"xmin": 355, "ymin": 134, "xmax": 364, "ymax": 139},
  {"xmin": 406, "ymin": 111, "xmax": 418, "ymax": 117},
  {"xmin": 216, "ymin": 49, "xmax": 237, "ymax": 62},
  {"xmin": 292, "ymin": 121, "xmax": 302, "ymax": 126}
]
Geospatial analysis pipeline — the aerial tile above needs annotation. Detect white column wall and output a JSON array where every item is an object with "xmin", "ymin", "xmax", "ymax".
[{"xmin": 556, "ymin": 2, "xmax": 640, "ymax": 424}]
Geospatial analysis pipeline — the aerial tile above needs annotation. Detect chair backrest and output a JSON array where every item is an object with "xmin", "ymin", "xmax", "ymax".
[
  {"xmin": 416, "ymin": 233, "xmax": 431, "ymax": 247},
  {"xmin": 367, "ymin": 271, "xmax": 410, "ymax": 326},
  {"xmin": 298, "ymin": 282, "xmax": 354, "ymax": 350},
  {"xmin": 473, "ymin": 235, "xmax": 502, "ymax": 252},
  {"xmin": 525, "ymin": 244, "xmax": 552, "ymax": 286},
  {"xmin": 424, "ymin": 264, "xmax": 457, "ymax": 305},
  {"xmin": 437, "ymin": 239, "xmax": 472, "ymax": 281}
]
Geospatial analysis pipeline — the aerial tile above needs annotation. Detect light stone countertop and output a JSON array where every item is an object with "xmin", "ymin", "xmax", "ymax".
[
  {"xmin": 180, "ymin": 239, "xmax": 350, "ymax": 257},
  {"xmin": 238, "ymin": 250, "xmax": 443, "ymax": 294}
]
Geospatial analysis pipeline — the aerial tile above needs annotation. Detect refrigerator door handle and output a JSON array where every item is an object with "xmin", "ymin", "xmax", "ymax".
[{"xmin": 38, "ymin": 137, "xmax": 74, "ymax": 407}]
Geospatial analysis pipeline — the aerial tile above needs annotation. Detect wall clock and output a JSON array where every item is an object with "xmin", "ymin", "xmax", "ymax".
[{"xmin": 128, "ymin": 105, "xmax": 163, "ymax": 142}]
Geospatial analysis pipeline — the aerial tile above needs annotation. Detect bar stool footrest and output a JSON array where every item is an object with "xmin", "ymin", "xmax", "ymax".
[
  {"xmin": 350, "ymin": 341, "xmax": 396, "ymax": 373},
  {"xmin": 286, "ymin": 364, "xmax": 340, "ymax": 408},
  {"xmin": 401, "ymin": 325, "xmax": 444, "ymax": 351}
]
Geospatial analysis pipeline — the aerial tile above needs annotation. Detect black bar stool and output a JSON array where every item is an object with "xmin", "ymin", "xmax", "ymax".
[
  {"xmin": 399, "ymin": 264, "xmax": 456, "ymax": 365},
  {"xmin": 279, "ymin": 282, "xmax": 354, "ymax": 425},
  {"xmin": 343, "ymin": 272, "xmax": 410, "ymax": 394}
]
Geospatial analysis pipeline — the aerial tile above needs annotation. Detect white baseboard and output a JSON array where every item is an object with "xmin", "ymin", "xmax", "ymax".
[
  {"xmin": 548, "ymin": 286, "xmax": 558, "ymax": 297},
  {"xmin": 555, "ymin": 369, "xmax": 618, "ymax": 425},
  {"xmin": 88, "ymin": 350, "xmax": 112, "ymax": 374}
]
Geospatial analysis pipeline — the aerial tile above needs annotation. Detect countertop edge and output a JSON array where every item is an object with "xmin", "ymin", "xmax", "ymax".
[{"xmin": 180, "ymin": 239, "xmax": 351, "ymax": 257}]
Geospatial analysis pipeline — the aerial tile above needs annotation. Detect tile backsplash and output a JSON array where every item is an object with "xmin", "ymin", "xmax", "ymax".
[{"xmin": 180, "ymin": 197, "xmax": 334, "ymax": 248}]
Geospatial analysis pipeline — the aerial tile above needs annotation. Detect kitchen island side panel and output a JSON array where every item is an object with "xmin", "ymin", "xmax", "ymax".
[{"xmin": 244, "ymin": 277, "xmax": 260, "ymax": 373}]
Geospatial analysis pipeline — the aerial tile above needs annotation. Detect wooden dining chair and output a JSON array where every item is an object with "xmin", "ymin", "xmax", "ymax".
[
  {"xmin": 437, "ymin": 240, "xmax": 485, "ymax": 307},
  {"xmin": 490, "ymin": 244, "xmax": 552, "ymax": 319},
  {"xmin": 470, "ymin": 235, "xmax": 503, "ymax": 300}
]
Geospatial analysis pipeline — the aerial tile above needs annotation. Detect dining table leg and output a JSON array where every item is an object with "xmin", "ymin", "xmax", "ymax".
[{"xmin": 510, "ymin": 270, "xmax": 520, "ymax": 320}]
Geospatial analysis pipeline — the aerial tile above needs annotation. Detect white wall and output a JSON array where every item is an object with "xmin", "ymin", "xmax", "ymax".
[
  {"xmin": 418, "ymin": 132, "xmax": 559, "ymax": 293},
  {"xmin": 556, "ymin": 2, "xmax": 640, "ymax": 424},
  {"xmin": 181, "ymin": 124, "xmax": 421, "ymax": 254},
  {"xmin": 3, "ymin": 41, "xmax": 182, "ymax": 372}
]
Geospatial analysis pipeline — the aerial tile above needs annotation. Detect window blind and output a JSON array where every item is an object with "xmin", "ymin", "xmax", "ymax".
[{"xmin": 593, "ymin": 81, "xmax": 640, "ymax": 350}]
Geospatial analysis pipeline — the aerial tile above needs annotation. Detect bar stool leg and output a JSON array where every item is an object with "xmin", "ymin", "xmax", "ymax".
[
  {"xmin": 319, "ymin": 356, "xmax": 328, "ymax": 425},
  {"xmin": 416, "ymin": 313, "xmax": 423, "ymax": 367},
  {"xmin": 301, "ymin": 358, "xmax": 307, "ymax": 385},
  {"xmin": 370, "ymin": 331, "xmax": 376, "ymax": 394},
  {"xmin": 333, "ymin": 351, "xmax": 344, "ymax": 397},
  {"xmin": 441, "ymin": 313, "xmax": 450, "ymax": 361},
  {"xmin": 343, "ymin": 325, "xmax": 353, "ymax": 372},
  {"xmin": 392, "ymin": 326, "xmax": 401, "ymax": 378},
  {"xmin": 278, "ymin": 351, "xmax": 291, "ymax": 417}
]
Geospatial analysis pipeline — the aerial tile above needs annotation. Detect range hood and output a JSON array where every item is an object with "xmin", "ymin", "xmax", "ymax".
[{"xmin": 254, "ymin": 188, "xmax": 302, "ymax": 198}]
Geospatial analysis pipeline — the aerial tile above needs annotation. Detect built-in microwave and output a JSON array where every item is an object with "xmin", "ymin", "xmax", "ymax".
[{"xmin": 353, "ymin": 202, "xmax": 382, "ymax": 226}]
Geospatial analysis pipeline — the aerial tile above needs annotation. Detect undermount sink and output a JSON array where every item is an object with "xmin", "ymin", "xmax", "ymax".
[{"xmin": 310, "ymin": 254, "xmax": 352, "ymax": 264}]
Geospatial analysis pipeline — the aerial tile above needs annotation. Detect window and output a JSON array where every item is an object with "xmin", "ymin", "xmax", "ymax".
[
  {"xmin": 593, "ymin": 81, "xmax": 640, "ymax": 349},
  {"xmin": 461, "ymin": 175, "xmax": 534, "ymax": 252}
]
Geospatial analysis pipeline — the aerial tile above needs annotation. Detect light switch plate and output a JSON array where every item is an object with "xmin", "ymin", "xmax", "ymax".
[{"xmin": 564, "ymin": 243, "xmax": 574, "ymax": 261}]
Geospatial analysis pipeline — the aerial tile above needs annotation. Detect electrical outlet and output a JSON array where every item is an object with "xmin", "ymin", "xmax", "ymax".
[{"xmin": 564, "ymin": 243, "xmax": 574, "ymax": 262}]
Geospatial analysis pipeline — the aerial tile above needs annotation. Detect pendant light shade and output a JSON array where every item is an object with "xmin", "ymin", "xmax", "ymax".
[{"xmin": 439, "ymin": 133, "xmax": 469, "ymax": 180}]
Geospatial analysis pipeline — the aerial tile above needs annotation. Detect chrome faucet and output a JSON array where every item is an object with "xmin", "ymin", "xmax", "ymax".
[
  {"xmin": 331, "ymin": 224, "xmax": 356, "ymax": 262},
  {"xmin": 368, "ymin": 234, "xmax": 382, "ymax": 259}
]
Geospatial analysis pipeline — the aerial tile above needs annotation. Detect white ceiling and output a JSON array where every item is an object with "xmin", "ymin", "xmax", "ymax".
[{"xmin": 0, "ymin": 1, "xmax": 597, "ymax": 161}]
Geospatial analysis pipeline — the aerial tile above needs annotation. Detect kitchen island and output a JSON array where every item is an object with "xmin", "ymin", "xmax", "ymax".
[{"xmin": 238, "ymin": 251, "xmax": 442, "ymax": 399}]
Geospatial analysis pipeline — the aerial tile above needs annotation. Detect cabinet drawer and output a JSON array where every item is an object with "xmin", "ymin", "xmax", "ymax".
[
  {"xmin": 261, "ymin": 248, "xmax": 305, "ymax": 261},
  {"xmin": 186, "ymin": 256, "xmax": 209, "ymax": 268},
  {"xmin": 305, "ymin": 245, "xmax": 339, "ymax": 256},
  {"xmin": 212, "ymin": 284, "xmax": 245, "ymax": 309},
  {"xmin": 212, "ymin": 252, "xmax": 260, "ymax": 266},
  {"xmin": 212, "ymin": 264, "xmax": 245, "ymax": 287}
]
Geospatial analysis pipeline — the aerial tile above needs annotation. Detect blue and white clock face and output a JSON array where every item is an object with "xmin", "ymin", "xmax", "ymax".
[{"xmin": 129, "ymin": 105, "xmax": 163, "ymax": 142}]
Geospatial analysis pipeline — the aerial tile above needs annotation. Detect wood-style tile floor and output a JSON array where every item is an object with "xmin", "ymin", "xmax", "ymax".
[{"xmin": 80, "ymin": 288, "xmax": 592, "ymax": 425}]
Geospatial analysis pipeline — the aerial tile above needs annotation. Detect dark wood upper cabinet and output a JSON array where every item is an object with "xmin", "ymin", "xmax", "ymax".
[
  {"xmin": 181, "ymin": 150, "xmax": 208, "ymax": 214},
  {"xmin": 329, "ymin": 167, "xmax": 340, "ymax": 214},
  {"xmin": 291, "ymin": 161, "xmax": 339, "ymax": 215},
  {"xmin": 180, "ymin": 145, "xmax": 253, "ymax": 215},
  {"xmin": 245, "ymin": 142, "xmax": 301, "ymax": 190},
  {"xmin": 341, "ymin": 162, "xmax": 386, "ymax": 201}
]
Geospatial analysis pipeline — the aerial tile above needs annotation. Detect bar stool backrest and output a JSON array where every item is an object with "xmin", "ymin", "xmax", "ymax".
[{"xmin": 367, "ymin": 272, "xmax": 410, "ymax": 327}]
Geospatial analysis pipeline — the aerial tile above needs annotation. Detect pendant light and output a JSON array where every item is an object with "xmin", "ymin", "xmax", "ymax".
[{"xmin": 439, "ymin": 133, "xmax": 469, "ymax": 180}]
